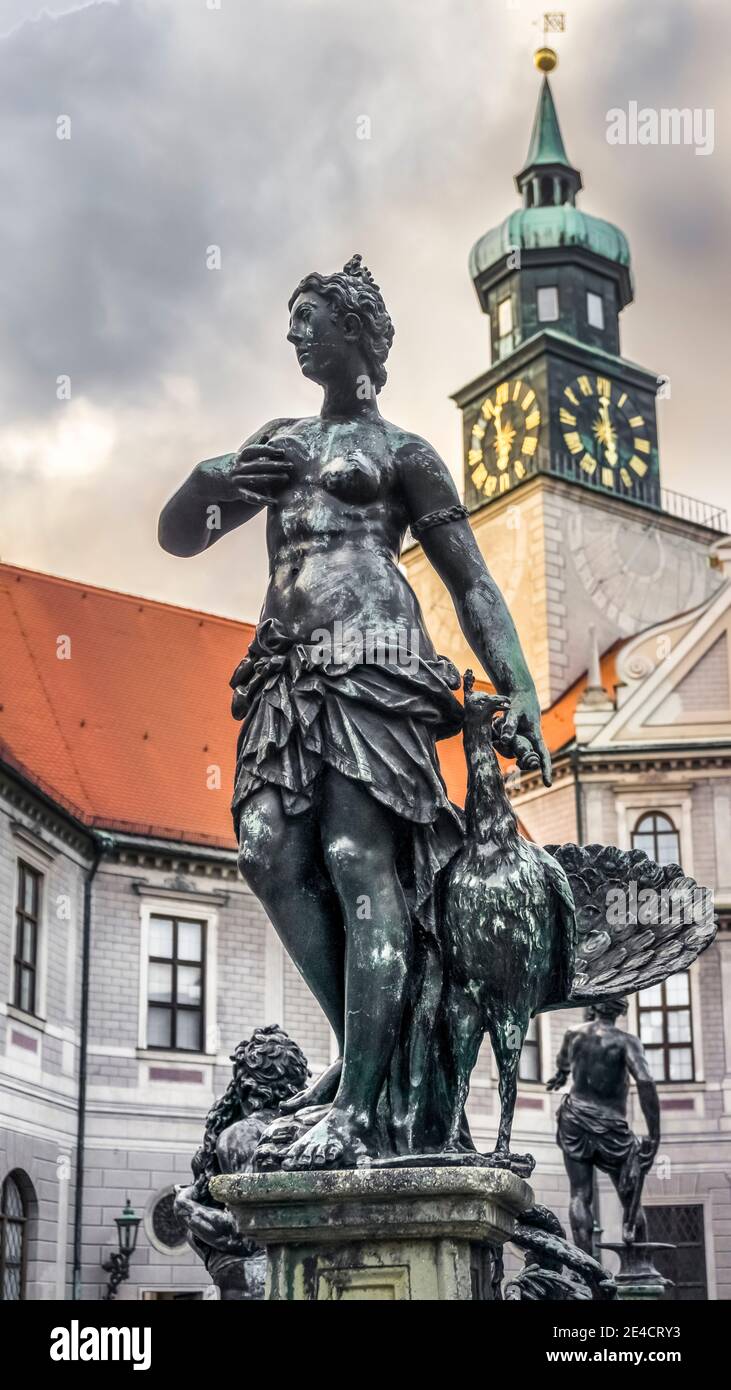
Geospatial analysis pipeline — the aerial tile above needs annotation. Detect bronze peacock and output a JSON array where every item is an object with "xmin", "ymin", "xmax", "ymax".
[{"xmin": 441, "ymin": 671, "xmax": 716, "ymax": 1170}]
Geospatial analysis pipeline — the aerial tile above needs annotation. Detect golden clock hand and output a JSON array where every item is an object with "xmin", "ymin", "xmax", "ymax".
[
  {"xmin": 593, "ymin": 398, "xmax": 618, "ymax": 467},
  {"xmin": 492, "ymin": 405, "xmax": 516, "ymax": 471}
]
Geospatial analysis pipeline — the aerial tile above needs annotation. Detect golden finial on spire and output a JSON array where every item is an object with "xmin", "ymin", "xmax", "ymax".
[{"xmin": 534, "ymin": 46, "xmax": 558, "ymax": 72}]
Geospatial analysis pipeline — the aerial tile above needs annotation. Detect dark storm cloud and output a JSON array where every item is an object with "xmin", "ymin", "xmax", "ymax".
[{"xmin": 0, "ymin": 0, "xmax": 728, "ymax": 621}]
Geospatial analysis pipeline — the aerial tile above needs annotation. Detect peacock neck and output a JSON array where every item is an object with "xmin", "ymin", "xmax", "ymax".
[{"xmin": 464, "ymin": 728, "xmax": 518, "ymax": 848}]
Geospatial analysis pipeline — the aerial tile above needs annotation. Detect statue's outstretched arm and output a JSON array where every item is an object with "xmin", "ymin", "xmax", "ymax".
[{"xmin": 398, "ymin": 436, "xmax": 551, "ymax": 785}]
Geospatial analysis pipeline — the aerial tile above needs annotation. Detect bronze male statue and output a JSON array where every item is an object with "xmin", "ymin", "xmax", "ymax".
[{"xmin": 546, "ymin": 997, "xmax": 660, "ymax": 1255}]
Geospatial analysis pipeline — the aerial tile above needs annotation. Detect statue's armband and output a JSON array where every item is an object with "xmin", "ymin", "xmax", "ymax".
[{"xmin": 410, "ymin": 504, "xmax": 468, "ymax": 539}]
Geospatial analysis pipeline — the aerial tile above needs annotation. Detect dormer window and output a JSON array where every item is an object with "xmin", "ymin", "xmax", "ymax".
[
  {"xmin": 587, "ymin": 291, "xmax": 605, "ymax": 330},
  {"xmin": 537, "ymin": 286, "xmax": 559, "ymax": 322}
]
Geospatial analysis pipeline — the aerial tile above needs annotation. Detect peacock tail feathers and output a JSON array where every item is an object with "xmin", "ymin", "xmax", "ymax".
[{"xmin": 543, "ymin": 843, "xmax": 716, "ymax": 1005}]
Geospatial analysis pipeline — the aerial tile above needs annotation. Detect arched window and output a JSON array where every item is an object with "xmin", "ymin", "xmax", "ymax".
[
  {"xmin": 631, "ymin": 811, "xmax": 681, "ymax": 867},
  {"xmin": 0, "ymin": 1173, "xmax": 29, "ymax": 1300}
]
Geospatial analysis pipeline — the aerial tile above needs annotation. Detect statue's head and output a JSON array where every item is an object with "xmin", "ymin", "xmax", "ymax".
[
  {"xmin": 230, "ymin": 1024, "xmax": 309, "ymax": 1112},
  {"xmin": 287, "ymin": 254, "xmax": 394, "ymax": 395},
  {"xmin": 594, "ymin": 996, "xmax": 627, "ymax": 1023}
]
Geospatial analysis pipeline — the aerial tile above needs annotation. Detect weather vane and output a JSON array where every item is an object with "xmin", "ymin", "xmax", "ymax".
[{"xmin": 532, "ymin": 11, "xmax": 565, "ymax": 72}]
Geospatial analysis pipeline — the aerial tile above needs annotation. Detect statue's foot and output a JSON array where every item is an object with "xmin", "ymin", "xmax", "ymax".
[
  {"xmin": 278, "ymin": 1057, "xmax": 342, "ymax": 1115},
  {"xmin": 281, "ymin": 1106, "xmax": 373, "ymax": 1170},
  {"xmin": 486, "ymin": 1148, "xmax": 536, "ymax": 1178}
]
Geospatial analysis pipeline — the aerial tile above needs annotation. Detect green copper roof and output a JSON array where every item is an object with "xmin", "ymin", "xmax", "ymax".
[
  {"xmin": 521, "ymin": 76, "xmax": 572, "ymax": 171},
  {"xmin": 469, "ymin": 206, "xmax": 632, "ymax": 281}
]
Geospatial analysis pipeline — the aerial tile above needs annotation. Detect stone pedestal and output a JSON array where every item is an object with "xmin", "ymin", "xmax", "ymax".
[
  {"xmin": 599, "ymin": 1242, "xmax": 674, "ymax": 1300},
  {"xmin": 211, "ymin": 1166, "xmax": 533, "ymax": 1301}
]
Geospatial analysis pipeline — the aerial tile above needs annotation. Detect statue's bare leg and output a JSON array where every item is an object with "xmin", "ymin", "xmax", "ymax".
[
  {"xmin": 611, "ymin": 1161, "xmax": 648, "ymax": 1246},
  {"xmin": 282, "ymin": 770, "xmax": 412, "ymax": 1169},
  {"xmin": 443, "ymin": 987, "xmax": 484, "ymax": 1150},
  {"xmin": 563, "ymin": 1156, "xmax": 595, "ymax": 1255},
  {"xmin": 237, "ymin": 787, "xmax": 345, "ymax": 1050}
]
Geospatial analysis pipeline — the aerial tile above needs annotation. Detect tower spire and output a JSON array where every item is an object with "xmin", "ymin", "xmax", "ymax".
[{"xmin": 515, "ymin": 49, "xmax": 582, "ymax": 208}]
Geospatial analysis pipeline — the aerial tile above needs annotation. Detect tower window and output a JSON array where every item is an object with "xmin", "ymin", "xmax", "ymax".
[
  {"xmin": 497, "ymin": 297, "xmax": 513, "ymax": 339},
  {"xmin": 539, "ymin": 175, "xmax": 553, "ymax": 206},
  {"xmin": 537, "ymin": 286, "xmax": 559, "ymax": 322},
  {"xmin": 587, "ymin": 291, "xmax": 605, "ymax": 330}
]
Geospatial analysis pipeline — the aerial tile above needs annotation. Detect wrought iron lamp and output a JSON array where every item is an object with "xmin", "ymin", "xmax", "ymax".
[{"xmin": 102, "ymin": 1197, "xmax": 141, "ymax": 1300}]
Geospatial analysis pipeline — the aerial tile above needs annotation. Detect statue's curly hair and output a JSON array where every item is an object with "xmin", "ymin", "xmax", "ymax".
[
  {"xmin": 594, "ymin": 996, "xmax": 628, "ymax": 1020},
  {"xmin": 288, "ymin": 253, "xmax": 395, "ymax": 393},
  {"xmin": 189, "ymin": 1025, "xmax": 309, "ymax": 1202}
]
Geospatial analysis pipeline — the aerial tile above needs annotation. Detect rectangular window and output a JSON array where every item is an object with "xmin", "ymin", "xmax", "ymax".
[
  {"xmin": 13, "ymin": 862, "xmax": 42, "ymax": 1015},
  {"xmin": 537, "ymin": 286, "xmax": 559, "ymax": 322},
  {"xmin": 147, "ymin": 916, "xmax": 205, "ymax": 1052},
  {"xmin": 587, "ymin": 290, "xmax": 605, "ymax": 329},
  {"xmin": 645, "ymin": 1205, "xmax": 708, "ymax": 1300},
  {"xmin": 519, "ymin": 1017, "xmax": 541, "ymax": 1082},
  {"xmin": 637, "ymin": 971, "xmax": 694, "ymax": 1082},
  {"xmin": 497, "ymin": 297, "xmax": 513, "ymax": 339}
]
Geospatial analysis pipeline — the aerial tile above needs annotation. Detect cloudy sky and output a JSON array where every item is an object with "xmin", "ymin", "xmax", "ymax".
[{"xmin": 1, "ymin": 0, "xmax": 729, "ymax": 622}]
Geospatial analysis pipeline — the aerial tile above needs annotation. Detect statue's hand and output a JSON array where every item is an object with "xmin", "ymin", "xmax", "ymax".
[
  {"xmin": 496, "ymin": 687, "xmax": 552, "ymax": 787},
  {"xmin": 638, "ymin": 1136, "xmax": 658, "ymax": 1173},
  {"xmin": 229, "ymin": 444, "xmax": 295, "ymax": 505},
  {"xmin": 197, "ymin": 445, "xmax": 294, "ymax": 506},
  {"xmin": 545, "ymin": 1071, "xmax": 568, "ymax": 1092}
]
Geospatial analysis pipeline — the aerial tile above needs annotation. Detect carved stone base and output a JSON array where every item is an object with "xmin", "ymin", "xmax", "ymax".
[
  {"xmin": 599, "ymin": 1242, "xmax": 674, "ymax": 1300},
  {"xmin": 210, "ymin": 1166, "xmax": 533, "ymax": 1301}
]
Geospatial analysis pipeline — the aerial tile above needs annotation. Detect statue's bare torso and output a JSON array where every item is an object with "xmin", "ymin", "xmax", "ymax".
[
  {"xmin": 568, "ymin": 1022, "xmax": 632, "ymax": 1114},
  {"xmin": 258, "ymin": 415, "xmax": 432, "ymax": 646}
]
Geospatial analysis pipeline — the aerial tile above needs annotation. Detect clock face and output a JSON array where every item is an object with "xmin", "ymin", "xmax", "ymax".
[
  {"xmin": 560, "ymin": 373, "xmax": 652, "ymax": 492},
  {"xmin": 468, "ymin": 378, "xmax": 542, "ymax": 499}
]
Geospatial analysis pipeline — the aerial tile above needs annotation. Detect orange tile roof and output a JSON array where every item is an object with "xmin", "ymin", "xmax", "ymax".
[
  {"xmin": 0, "ymin": 563, "xmax": 618, "ymax": 850},
  {"xmin": 0, "ymin": 564, "xmax": 254, "ymax": 849}
]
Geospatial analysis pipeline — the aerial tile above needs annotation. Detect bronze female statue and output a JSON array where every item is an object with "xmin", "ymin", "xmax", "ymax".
[{"xmin": 158, "ymin": 254, "xmax": 551, "ymax": 1169}]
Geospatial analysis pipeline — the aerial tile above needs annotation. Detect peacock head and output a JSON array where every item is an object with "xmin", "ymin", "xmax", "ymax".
[{"xmin": 462, "ymin": 669, "xmax": 510, "ymax": 743}]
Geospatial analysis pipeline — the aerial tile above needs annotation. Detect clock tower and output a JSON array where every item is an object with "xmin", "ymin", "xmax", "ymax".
[
  {"xmin": 404, "ymin": 47, "xmax": 724, "ymax": 706},
  {"xmin": 460, "ymin": 47, "xmax": 658, "ymax": 510}
]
